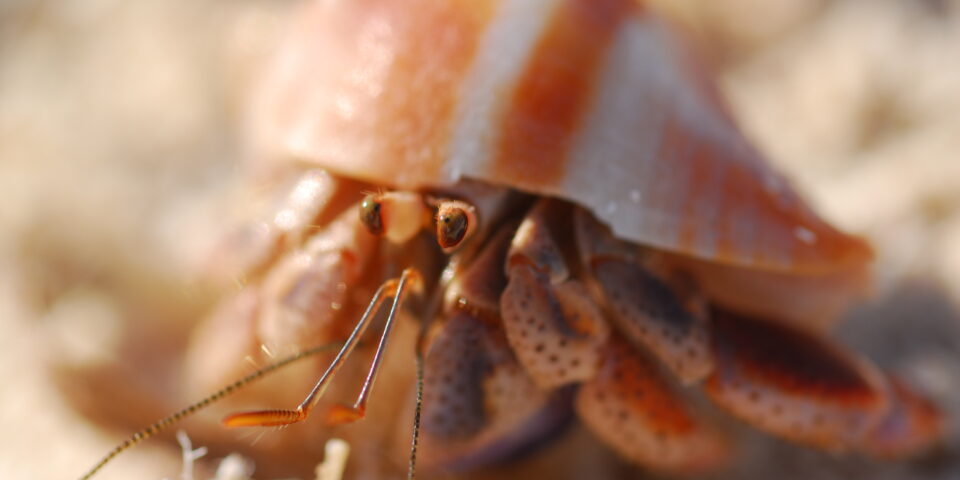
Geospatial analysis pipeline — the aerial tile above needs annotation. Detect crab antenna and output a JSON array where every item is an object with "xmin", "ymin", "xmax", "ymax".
[
  {"xmin": 223, "ymin": 268, "xmax": 423, "ymax": 428},
  {"xmin": 78, "ymin": 341, "xmax": 342, "ymax": 480},
  {"xmin": 407, "ymin": 328, "xmax": 428, "ymax": 480}
]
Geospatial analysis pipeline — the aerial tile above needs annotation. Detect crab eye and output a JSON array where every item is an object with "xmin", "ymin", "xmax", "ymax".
[
  {"xmin": 436, "ymin": 201, "xmax": 476, "ymax": 250},
  {"xmin": 360, "ymin": 194, "xmax": 384, "ymax": 236}
]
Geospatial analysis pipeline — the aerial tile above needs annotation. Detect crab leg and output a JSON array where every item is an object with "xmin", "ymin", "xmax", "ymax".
[
  {"xmin": 575, "ymin": 209, "xmax": 713, "ymax": 384},
  {"xmin": 576, "ymin": 338, "xmax": 729, "ymax": 473},
  {"xmin": 573, "ymin": 206, "xmax": 941, "ymax": 457},
  {"xmin": 500, "ymin": 200, "xmax": 610, "ymax": 389},
  {"xmin": 705, "ymin": 307, "xmax": 893, "ymax": 452},
  {"xmin": 223, "ymin": 268, "xmax": 421, "ymax": 427},
  {"xmin": 418, "ymin": 310, "xmax": 569, "ymax": 471},
  {"xmin": 406, "ymin": 224, "xmax": 569, "ymax": 470},
  {"xmin": 861, "ymin": 376, "xmax": 943, "ymax": 458},
  {"xmin": 499, "ymin": 202, "xmax": 730, "ymax": 472},
  {"xmin": 705, "ymin": 308, "xmax": 942, "ymax": 456}
]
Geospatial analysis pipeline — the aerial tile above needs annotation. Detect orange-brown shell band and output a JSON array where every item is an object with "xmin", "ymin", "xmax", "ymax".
[{"xmin": 492, "ymin": 0, "xmax": 635, "ymax": 187}]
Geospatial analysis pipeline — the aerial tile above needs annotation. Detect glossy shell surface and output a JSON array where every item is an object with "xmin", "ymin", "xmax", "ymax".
[{"xmin": 250, "ymin": 0, "xmax": 870, "ymax": 274}]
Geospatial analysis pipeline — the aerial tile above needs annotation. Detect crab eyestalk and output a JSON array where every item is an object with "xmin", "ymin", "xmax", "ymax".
[
  {"xmin": 436, "ymin": 200, "xmax": 477, "ymax": 252},
  {"xmin": 359, "ymin": 191, "xmax": 479, "ymax": 253},
  {"xmin": 359, "ymin": 192, "xmax": 430, "ymax": 243}
]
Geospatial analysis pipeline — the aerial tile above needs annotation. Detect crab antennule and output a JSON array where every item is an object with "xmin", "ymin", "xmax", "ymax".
[
  {"xmin": 327, "ymin": 268, "xmax": 423, "ymax": 424},
  {"xmin": 223, "ymin": 269, "xmax": 422, "ymax": 428}
]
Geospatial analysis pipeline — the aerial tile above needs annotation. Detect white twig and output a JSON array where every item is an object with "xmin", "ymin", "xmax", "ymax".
[
  {"xmin": 315, "ymin": 438, "xmax": 351, "ymax": 480},
  {"xmin": 175, "ymin": 430, "xmax": 208, "ymax": 480}
]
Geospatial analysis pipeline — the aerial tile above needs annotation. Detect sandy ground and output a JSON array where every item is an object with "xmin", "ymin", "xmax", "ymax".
[{"xmin": 1, "ymin": 1, "xmax": 959, "ymax": 479}]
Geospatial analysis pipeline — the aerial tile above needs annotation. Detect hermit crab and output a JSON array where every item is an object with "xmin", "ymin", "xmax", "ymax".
[{"xmin": 81, "ymin": 0, "xmax": 944, "ymax": 478}]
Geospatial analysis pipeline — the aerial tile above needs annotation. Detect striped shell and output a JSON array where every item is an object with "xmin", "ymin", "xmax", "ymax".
[{"xmin": 249, "ymin": 0, "xmax": 870, "ymax": 275}]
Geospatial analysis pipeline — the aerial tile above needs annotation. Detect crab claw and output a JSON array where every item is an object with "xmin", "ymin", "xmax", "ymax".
[{"xmin": 500, "ymin": 201, "xmax": 611, "ymax": 389}]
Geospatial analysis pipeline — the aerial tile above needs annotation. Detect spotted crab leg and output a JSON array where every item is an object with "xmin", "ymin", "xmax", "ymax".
[
  {"xmin": 419, "ymin": 309, "xmax": 571, "ymax": 471},
  {"xmin": 861, "ymin": 376, "xmax": 943, "ymax": 458},
  {"xmin": 705, "ymin": 308, "xmax": 889, "ymax": 450},
  {"xmin": 574, "ymin": 208, "xmax": 713, "ymax": 384},
  {"xmin": 419, "ymin": 227, "xmax": 570, "ymax": 470},
  {"xmin": 576, "ymin": 338, "xmax": 729, "ymax": 473},
  {"xmin": 705, "ymin": 308, "xmax": 943, "ymax": 456},
  {"xmin": 500, "ymin": 200, "xmax": 729, "ymax": 472},
  {"xmin": 575, "ymin": 207, "xmax": 942, "ymax": 457},
  {"xmin": 222, "ymin": 268, "xmax": 422, "ymax": 427},
  {"xmin": 499, "ymin": 200, "xmax": 610, "ymax": 389}
]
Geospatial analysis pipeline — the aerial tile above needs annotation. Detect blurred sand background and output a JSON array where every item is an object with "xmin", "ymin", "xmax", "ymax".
[{"xmin": 1, "ymin": 0, "xmax": 959, "ymax": 479}]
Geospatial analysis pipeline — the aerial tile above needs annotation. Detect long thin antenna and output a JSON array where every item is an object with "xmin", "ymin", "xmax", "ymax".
[
  {"xmin": 405, "ymin": 264, "xmax": 453, "ymax": 480},
  {"xmin": 407, "ymin": 345, "xmax": 425, "ymax": 480},
  {"xmin": 78, "ymin": 341, "xmax": 341, "ymax": 480}
]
